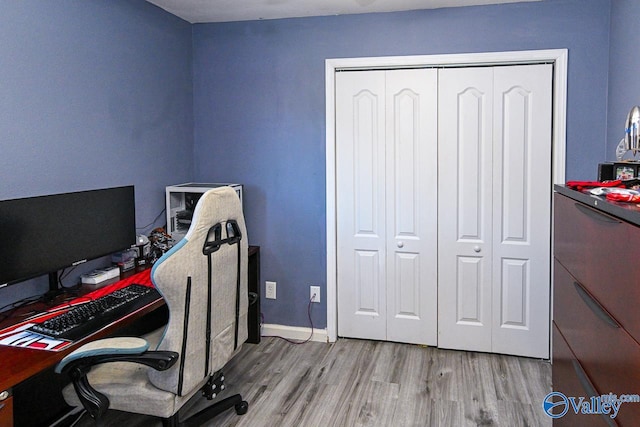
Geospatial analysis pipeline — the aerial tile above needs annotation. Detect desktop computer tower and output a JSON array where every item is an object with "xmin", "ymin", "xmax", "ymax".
[{"xmin": 165, "ymin": 183, "xmax": 243, "ymax": 242}]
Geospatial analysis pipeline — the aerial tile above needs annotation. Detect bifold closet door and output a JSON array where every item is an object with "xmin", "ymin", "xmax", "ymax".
[
  {"xmin": 437, "ymin": 67, "xmax": 494, "ymax": 353},
  {"xmin": 336, "ymin": 69, "xmax": 438, "ymax": 345},
  {"xmin": 437, "ymin": 64, "xmax": 552, "ymax": 358}
]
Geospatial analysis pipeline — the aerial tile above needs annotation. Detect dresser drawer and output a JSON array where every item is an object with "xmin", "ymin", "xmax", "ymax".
[
  {"xmin": 554, "ymin": 193, "xmax": 640, "ymax": 342},
  {"xmin": 554, "ymin": 260, "xmax": 640, "ymax": 426},
  {"xmin": 552, "ymin": 324, "xmax": 610, "ymax": 426},
  {"xmin": 0, "ymin": 393, "xmax": 12, "ymax": 427}
]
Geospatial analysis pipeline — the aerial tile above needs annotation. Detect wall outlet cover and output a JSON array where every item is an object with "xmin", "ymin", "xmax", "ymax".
[
  {"xmin": 266, "ymin": 281, "xmax": 276, "ymax": 299},
  {"xmin": 310, "ymin": 286, "xmax": 320, "ymax": 303}
]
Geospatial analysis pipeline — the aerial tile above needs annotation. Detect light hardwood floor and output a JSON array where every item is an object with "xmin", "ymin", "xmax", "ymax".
[{"xmin": 72, "ymin": 337, "xmax": 551, "ymax": 426}]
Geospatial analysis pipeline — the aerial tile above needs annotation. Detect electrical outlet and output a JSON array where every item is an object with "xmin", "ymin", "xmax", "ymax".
[
  {"xmin": 310, "ymin": 286, "xmax": 320, "ymax": 303},
  {"xmin": 266, "ymin": 281, "xmax": 276, "ymax": 299}
]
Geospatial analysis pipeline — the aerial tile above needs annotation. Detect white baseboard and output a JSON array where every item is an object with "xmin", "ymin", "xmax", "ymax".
[{"xmin": 261, "ymin": 323, "xmax": 328, "ymax": 343}]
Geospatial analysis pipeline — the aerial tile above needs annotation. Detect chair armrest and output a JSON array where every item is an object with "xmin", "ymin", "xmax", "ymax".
[
  {"xmin": 55, "ymin": 337, "xmax": 178, "ymax": 420},
  {"xmin": 56, "ymin": 337, "xmax": 177, "ymax": 373}
]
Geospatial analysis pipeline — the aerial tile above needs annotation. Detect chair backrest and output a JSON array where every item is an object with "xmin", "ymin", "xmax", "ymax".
[{"xmin": 148, "ymin": 187, "xmax": 248, "ymax": 397}]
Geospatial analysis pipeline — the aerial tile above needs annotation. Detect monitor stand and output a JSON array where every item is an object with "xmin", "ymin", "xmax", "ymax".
[{"xmin": 42, "ymin": 271, "xmax": 65, "ymax": 302}]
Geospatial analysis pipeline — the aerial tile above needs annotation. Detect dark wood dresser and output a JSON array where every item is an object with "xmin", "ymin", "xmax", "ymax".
[{"xmin": 553, "ymin": 185, "xmax": 640, "ymax": 426}]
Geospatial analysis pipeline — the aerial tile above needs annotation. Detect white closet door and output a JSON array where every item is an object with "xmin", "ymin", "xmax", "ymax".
[
  {"xmin": 336, "ymin": 69, "xmax": 438, "ymax": 345},
  {"xmin": 438, "ymin": 64, "xmax": 552, "ymax": 358},
  {"xmin": 491, "ymin": 64, "xmax": 552, "ymax": 358},
  {"xmin": 437, "ymin": 67, "xmax": 494, "ymax": 352},
  {"xmin": 385, "ymin": 69, "xmax": 438, "ymax": 345},
  {"xmin": 336, "ymin": 70, "xmax": 387, "ymax": 341}
]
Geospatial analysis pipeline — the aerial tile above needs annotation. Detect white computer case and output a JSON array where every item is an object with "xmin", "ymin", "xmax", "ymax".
[{"xmin": 165, "ymin": 183, "xmax": 243, "ymax": 241}]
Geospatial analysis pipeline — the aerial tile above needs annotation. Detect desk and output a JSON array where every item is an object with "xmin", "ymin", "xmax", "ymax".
[
  {"xmin": 0, "ymin": 245, "xmax": 260, "ymax": 426},
  {"xmin": 0, "ymin": 271, "xmax": 165, "ymax": 426}
]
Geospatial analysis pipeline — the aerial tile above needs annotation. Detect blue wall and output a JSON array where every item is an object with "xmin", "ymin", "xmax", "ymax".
[
  {"xmin": 607, "ymin": 0, "xmax": 640, "ymax": 157},
  {"xmin": 0, "ymin": 0, "xmax": 616, "ymax": 330},
  {"xmin": 192, "ymin": 0, "xmax": 611, "ymax": 328},
  {"xmin": 0, "ymin": 1, "xmax": 193, "ymax": 302}
]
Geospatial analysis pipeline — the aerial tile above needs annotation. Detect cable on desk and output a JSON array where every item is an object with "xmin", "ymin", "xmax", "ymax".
[
  {"xmin": 0, "ymin": 294, "xmax": 43, "ymax": 322},
  {"xmin": 58, "ymin": 266, "xmax": 82, "ymax": 291}
]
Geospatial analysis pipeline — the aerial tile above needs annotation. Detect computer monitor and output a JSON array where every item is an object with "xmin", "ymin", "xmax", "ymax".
[{"xmin": 0, "ymin": 186, "xmax": 136, "ymax": 291}]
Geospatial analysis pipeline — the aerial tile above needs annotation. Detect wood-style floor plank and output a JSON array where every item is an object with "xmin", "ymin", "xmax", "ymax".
[{"xmin": 71, "ymin": 337, "xmax": 551, "ymax": 426}]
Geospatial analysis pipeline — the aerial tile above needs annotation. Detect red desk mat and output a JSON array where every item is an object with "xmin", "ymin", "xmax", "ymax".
[{"xmin": 0, "ymin": 269, "xmax": 154, "ymax": 351}]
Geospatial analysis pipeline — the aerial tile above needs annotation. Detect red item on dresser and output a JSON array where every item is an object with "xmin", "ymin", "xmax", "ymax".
[
  {"xmin": 565, "ymin": 180, "xmax": 625, "ymax": 191},
  {"xmin": 605, "ymin": 192, "xmax": 640, "ymax": 203}
]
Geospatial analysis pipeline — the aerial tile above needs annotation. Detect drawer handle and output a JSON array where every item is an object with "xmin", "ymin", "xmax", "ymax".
[
  {"xmin": 573, "ymin": 282, "xmax": 620, "ymax": 328},
  {"xmin": 572, "ymin": 359, "xmax": 617, "ymax": 427},
  {"xmin": 574, "ymin": 203, "xmax": 621, "ymax": 224},
  {"xmin": 572, "ymin": 359, "xmax": 597, "ymax": 398}
]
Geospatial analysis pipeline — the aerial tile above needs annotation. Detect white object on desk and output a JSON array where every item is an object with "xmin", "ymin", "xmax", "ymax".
[{"xmin": 80, "ymin": 266, "xmax": 120, "ymax": 285}]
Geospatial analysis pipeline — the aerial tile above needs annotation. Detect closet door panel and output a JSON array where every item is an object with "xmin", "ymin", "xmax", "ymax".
[
  {"xmin": 336, "ymin": 70, "xmax": 387, "ymax": 341},
  {"xmin": 438, "ymin": 67, "xmax": 494, "ymax": 352},
  {"xmin": 491, "ymin": 64, "xmax": 552, "ymax": 358},
  {"xmin": 386, "ymin": 69, "xmax": 438, "ymax": 345}
]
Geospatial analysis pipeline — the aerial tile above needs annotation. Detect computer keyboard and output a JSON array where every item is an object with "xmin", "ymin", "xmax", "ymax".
[{"xmin": 27, "ymin": 284, "xmax": 162, "ymax": 341}]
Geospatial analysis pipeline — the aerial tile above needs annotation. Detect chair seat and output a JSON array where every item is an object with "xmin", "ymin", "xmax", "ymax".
[{"xmin": 61, "ymin": 328, "xmax": 205, "ymax": 419}]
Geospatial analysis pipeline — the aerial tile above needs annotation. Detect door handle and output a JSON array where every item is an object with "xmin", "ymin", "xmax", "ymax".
[
  {"xmin": 473, "ymin": 246, "xmax": 481, "ymax": 253},
  {"xmin": 397, "ymin": 241, "xmax": 404, "ymax": 248}
]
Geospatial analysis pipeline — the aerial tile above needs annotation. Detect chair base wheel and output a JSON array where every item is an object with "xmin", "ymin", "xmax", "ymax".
[{"xmin": 235, "ymin": 401, "xmax": 249, "ymax": 415}]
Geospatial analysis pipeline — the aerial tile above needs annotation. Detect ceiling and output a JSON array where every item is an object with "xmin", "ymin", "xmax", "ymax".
[{"xmin": 144, "ymin": 0, "xmax": 542, "ymax": 24}]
